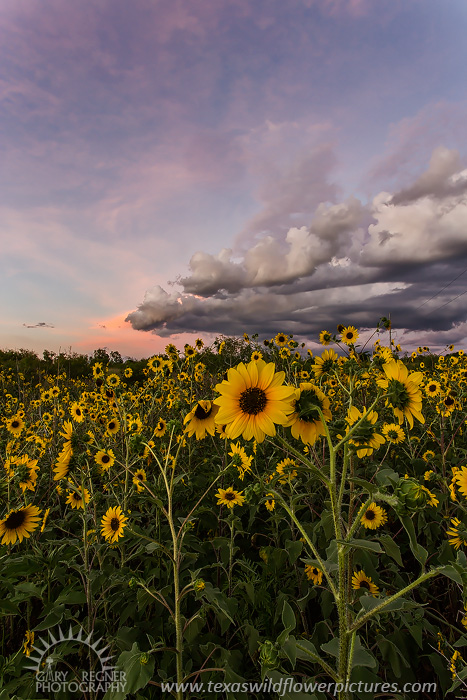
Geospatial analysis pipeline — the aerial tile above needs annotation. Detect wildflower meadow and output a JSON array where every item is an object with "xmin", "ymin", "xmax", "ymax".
[{"xmin": 1, "ymin": 322, "xmax": 467, "ymax": 699}]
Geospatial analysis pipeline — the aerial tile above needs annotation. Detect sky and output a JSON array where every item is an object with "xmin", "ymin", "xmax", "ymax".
[{"xmin": 2, "ymin": 0, "xmax": 467, "ymax": 358}]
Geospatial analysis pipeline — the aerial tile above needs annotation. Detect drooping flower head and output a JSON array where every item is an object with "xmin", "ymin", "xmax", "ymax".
[{"xmin": 285, "ymin": 382, "xmax": 331, "ymax": 445}]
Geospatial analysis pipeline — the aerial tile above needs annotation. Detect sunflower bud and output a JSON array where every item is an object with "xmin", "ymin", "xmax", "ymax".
[
  {"xmin": 259, "ymin": 640, "xmax": 279, "ymax": 670},
  {"xmin": 396, "ymin": 477, "xmax": 430, "ymax": 511}
]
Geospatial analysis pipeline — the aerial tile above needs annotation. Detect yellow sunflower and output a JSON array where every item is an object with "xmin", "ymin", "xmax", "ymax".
[
  {"xmin": 251, "ymin": 350, "xmax": 263, "ymax": 362},
  {"xmin": 381, "ymin": 423, "xmax": 405, "ymax": 444},
  {"xmin": 0, "ymin": 505, "xmax": 42, "ymax": 545},
  {"xmin": 66, "ymin": 488, "xmax": 91, "ymax": 509},
  {"xmin": 275, "ymin": 332, "xmax": 288, "ymax": 347},
  {"xmin": 376, "ymin": 360, "xmax": 424, "ymax": 428},
  {"xmin": 53, "ymin": 443, "xmax": 73, "ymax": 480},
  {"xmin": 213, "ymin": 359, "xmax": 295, "ymax": 443},
  {"xmin": 216, "ymin": 487, "xmax": 245, "ymax": 509},
  {"xmin": 453, "ymin": 467, "xmax": 467, "ymax": 498},
  {"xmin": 351, "ymin": 570, "xmax": 379, "ymax": 596},
  {"xmin": 313, "ymin": 349, "xmax": 339, "ymax": 380},
  {"xmin": 346, "ymin": 406, "xmax": 385, "ymax": 457},
  {"xmin": 276, "ymin": 457, "xmax": 298, "ymax": 484},
  {"xmin": 305, "ymin": 565, "xmax": 323, "ymax": 585},
  {"xmin": 361, "ymin": 502, "xmax": 388, "ymax": 530},
  {"xmin": 70, "ymin": 402, "xmax": 85, "ymax": 423},
  {"xmin": 101, "ymin": 506, "xmax": 128, "ymax": 543},
  {"xmin": 285, "ymin": 382, "xmax": 331, "ymax": 445},
  {"xmin": 132, "ymin": 469, "xmax": 147, "ymax": 492},
  {"xmin": 264, "ymin": 494, "xmax": 275, "ymax": 512},
  {"xmin": 95, "ymin": 448, "xmax": 115, "ymax": 471},
  {"xmin": 319, "ymin": 330, "xmax": 332, "ymax": 346},
  {"xmin": 341, "ymin": 326, "xmax": 359, "ymax": 346},
  {"xmin": 447, "ymin": 518, "xmax": 467, "ymax": 550},
  {"xmin": 106, "ymin": 417, "xmax": 121, "ymax": 436},
  {"xmin": 5, "ymin": 416, "xmax": 25, "ymax": 436},
  {"xmin": 228, "ymin": 442, "xmax": 253, "ymax": 480},
  {"xmin": 424, "ymin": 380, "xmax": 441, "ymax": 398},
  {"xmin": 23, "ymin": 630, "xmax": 35, "ymax": 656},
  {"xmin": 154, "ymin": 418, "xmax": 167, "ymax": 437},
  {"xmin": 184, "ymin": 400, "xmax": 219, "ymax": 439}
]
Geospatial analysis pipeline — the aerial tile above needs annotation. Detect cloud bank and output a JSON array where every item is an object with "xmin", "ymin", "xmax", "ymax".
[{"xmin": 126, "ymin": 146, "xmax": 467, "ymax": 341}]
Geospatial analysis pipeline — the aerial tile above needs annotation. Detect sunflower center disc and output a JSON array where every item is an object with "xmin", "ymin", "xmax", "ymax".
[
  {"xmin": 225, "ymin": 492, "xmax": 235, "ymax": 500},
  {"xmin": 366, "ymin": 510, "xmax": 375, "ymax": 520},
  {"xmin": 110, "ymin": 518, "xmax": 120, "ymax": 531},
  {"xmin": 194, "ymin": 403, "xmax": 212, "ymax": 419},
  {"xmin": 239, "ymin": 387, "xmax": 267, "ymax": 415},
  {"xmin": 360, "ymin": 580, "xmax": 370, "ymax": 590},
  {"xmin": 6, "ymin": 511, "xmax": 26, "ymax": 528}
]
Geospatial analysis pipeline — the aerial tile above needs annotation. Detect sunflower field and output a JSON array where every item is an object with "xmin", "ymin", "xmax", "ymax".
[{"xmin": 1, "ymin": 324, "xmax": 467, "ymax": 700}]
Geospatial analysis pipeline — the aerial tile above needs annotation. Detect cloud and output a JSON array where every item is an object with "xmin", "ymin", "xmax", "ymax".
[
  {"xmin": 126, "ymin": 145, "xmax": 467, "ymax": 344},
  {"xmin": 23, "ymin": 322, "xmax": 55, "ymax": 329},
  {"xmin": 389, "ymin": 147, "xmax": 467, "ymax": 205}
]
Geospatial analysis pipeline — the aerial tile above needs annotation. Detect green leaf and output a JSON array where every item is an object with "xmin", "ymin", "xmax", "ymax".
[
  {"xmin": 438, "ymin": 564, "xmax": 464, "ymax": 585},
  {"xmin": 348, "ymin": 477, "xmax": 377, "ymax": 494},
  {"xmin": 105, "ymin": 643, "xmax": 154, "ymax": 700},
  {"xmin": 282, "ymin": 636, "xmax": 297, "ymax": 668},
  {"xmin": 351, "ymin": 635, "xmax": 377, "ymax": 669},
  {"xmin": 282, "ymin": 600, "xmax": 296, "ymax": 633},
  {"xmin": 338, "ymin": 539, "xmax": 382, "ymax": 554},
  {"xmin": 321, "ymin": 637, "xmax": 339, "ymax": 658},
  {"xmin": 378, "ymin": 535, "xmax": 403, "ymax": 566},
  {"xmin": 34, "ymin": 604, "xmax": 65, "ymax": 631},
  {"xmin": 399, "ymin": 515, "xmax": 427, "ymax": 566},
  {"xmin": 285, "ymin": 539, "xmax": 303, "ymax": 564}
]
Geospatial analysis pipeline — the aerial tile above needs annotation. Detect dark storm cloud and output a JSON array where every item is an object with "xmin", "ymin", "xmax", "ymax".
[{"xmin": 126, "ymin": 147, "xmax": 467, "ymax": 342}]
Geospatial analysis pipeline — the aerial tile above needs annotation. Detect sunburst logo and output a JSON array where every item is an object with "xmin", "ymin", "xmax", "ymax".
[{"xmin": 25, "ymin": 625, "xmax": 126, "ymax": 695}]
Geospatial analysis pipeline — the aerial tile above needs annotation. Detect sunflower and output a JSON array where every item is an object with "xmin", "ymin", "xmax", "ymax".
[
  {"xmin": 275, "ymin": 333, "xmax": 288, "ymax": 347},
  {"xmin": 251, "ymin": 350, "xmax": 263, "ymax": 362},
  {"xmin": 276, "ymin": 457, "xmax": 298, "ymax": 484},
  {"xmin": 41, "ymin": 508, "xmax": 50, "ymax": 532},
  {"xmin": 184, "ymin": 345, "xmax": 196, "ymax": 360},
  {"xmin": 213, "ymin": 359, "xmax": 295, "ymax": 443},
  {"xmin": 285, "ymin": 382, "xmax": 331, "ymax": 445},
  {"xmin": 66, "ymin": 488, "xmax": 91, "ymax": 509},
  {"xmin": 5, "ymin": 416, "xmax": 25, "ymax": 436},
  {"xmin": 154, "ymin": 418, "xmax": 167, "ymax": 437},
  {"xmin": 23, "ymin": 630, "xmax": 35, "ymax": 656},
  {"xmin": 319, "ymin": 330, "xmax": 332, "ymax": 346},
  {"xmin": 381, "ymin": 423, "xmax": 405, "ymax": 444},
  {"xmin": 70, "ymin": 402, "xmax": 84, "ymax": 423},
  {"xmin": 216, "ymin": 487, "xmax": 245, "ymax": 509},
  {"xmin": 106, "ymin": 417, "xmax": 121, "ymax": 436},
  {"xmin": 92, "ymin": 363, "xmax": 104, "ymax": 378},
  {"xmin": 148, "ymin": 356, "xmax": 164, "ymax": 372},
  {"xmin": 313, "ymin": 349, "xmax": 339, "ymax": 380},
  {"xmin": 453, "ymin": 467, "xmax": 467, "ymax": 498},
  {"xmin": 264, "ymin": 494, "xmax": 275, "ymax": 512},
  {"xmin": 95, "ymin": 449, "xmax": 115, "ymax": 471},
  {"xmin": 424, "ymin": 380, "xmax": 440, "ymax": 398},
  {"xmin": 346, "ymin": 406, "xmax": 385, "ymax": 457},
  {"xmin": 376, "ymin": 360, "xmax": 424, "ymax": 429},
  {"xmin": 107, "ymin": 373, "xmax": 120, "ymax": 387},
  {"xmin": 0, "ymin": 505, "xmax": 42, "ymax": 545},
  {"xmin": 195, "ymin": 338, "xmax": 204, "ymax": 349},
  {"xmin": 133, "ymin": 469, "xmax": 147, "ymax": 492},
  {"xmin": 446, "ymin": 518, "xmax": 467, "ymax": 550},
  {"xmin": 341, "ymin": 326, "xmax": 359, "ymax": 346},
  {"xmin": 305, "ymin": 565, "xmax": 323, "ymax": 585},
  {"xmin": 184, "ymin": 400, "xmax": 219, "ymax": 439},
  {"xmin": 361, "ymin": 502, "xmax": 388, "ymax": 530},
  {"xmin": 228, "ymin": 442, "xmax": 253, "ymax": 480},
  {"xmin": 101, "ymin": 506, "xmax": 128, "ymax": 543},
  {"xmin": 437, "ymin": 393, "xmax": 457, "ymax": 417},
  {"xmin": 18, "ymin": 457, "xmax": 39, "ymax": 493},
  {"xmin": 53, "ymin": 443, "xmax": 73, "ymax": 480},
  {"xmin": 351, "ymin": 570, "xmax": 379, "ymax": 597},
  {"xmin": 124, "ymin": 367, "xmax": 133, "ymax": 378}
]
